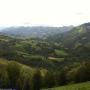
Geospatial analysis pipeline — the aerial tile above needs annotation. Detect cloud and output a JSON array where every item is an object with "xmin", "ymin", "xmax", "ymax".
[{"xmin": 75, "ymin": 12, "xmax": 84, "ymax": 15}]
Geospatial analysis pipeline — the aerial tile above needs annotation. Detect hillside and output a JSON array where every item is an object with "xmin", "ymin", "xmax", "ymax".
[
  {"xmin": 62, "ymin": 23, "xmax": 90, "ymax": 48},
  {"xmin": 46, "ymin": 23, "xmax": 90, "ymax": 57}
]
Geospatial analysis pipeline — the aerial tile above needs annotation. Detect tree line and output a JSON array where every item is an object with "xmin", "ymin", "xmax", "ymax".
[{"xmin": 0, "ymin": 61, "xmax": 90, "ymax": 90}]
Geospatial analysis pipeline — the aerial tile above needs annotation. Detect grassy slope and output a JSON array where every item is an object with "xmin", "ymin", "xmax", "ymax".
[{"xmin": 45, "ymin": 81, "xmax": 90, "ymax": 90}]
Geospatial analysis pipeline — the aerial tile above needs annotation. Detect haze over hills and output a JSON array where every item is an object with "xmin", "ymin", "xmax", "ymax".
[{"xmin": 0, "ymin": 26, "xmax": 73, "ymax": 38}]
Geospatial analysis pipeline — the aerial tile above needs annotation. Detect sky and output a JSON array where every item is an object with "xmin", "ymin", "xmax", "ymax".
[{"xmin": 0, "ymin": 0, "xmax": 90, "ymax": 27}]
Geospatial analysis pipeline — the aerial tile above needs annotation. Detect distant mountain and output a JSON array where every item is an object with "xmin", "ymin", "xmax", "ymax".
[
  {"xmin": 0, "ymin": 27, "xmax": 5, "ymax": 31},
  {"xmin": 0, "ymin": 26, "xmax": 73, "ymax": 38}
]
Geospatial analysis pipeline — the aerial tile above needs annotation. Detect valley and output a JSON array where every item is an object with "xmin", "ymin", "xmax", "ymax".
[{"xmin": 0, "ymin": 22, "xmax": 90, "ymax": 90}]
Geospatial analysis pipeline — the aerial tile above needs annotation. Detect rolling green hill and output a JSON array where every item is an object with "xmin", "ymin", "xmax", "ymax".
[
  {"xmin": 62, "ymin": 23, "xmax": 90, "ymax": 48},
  {"xmin": 0, "ymin": 22, "xmax": 90, "ymax": 70}
]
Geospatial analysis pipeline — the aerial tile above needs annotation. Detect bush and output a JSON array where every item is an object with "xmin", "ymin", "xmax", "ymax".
[
  {"xmin": 32, "ymin": 69, "xmax": 42, "ymax": 90},
  {"xmin": 6, "ymin": 61, "xmax": 21, "ymax": 89},
  {"xmin": 44, "ymin": 71, "xmax": 56, "ymax": 88}
]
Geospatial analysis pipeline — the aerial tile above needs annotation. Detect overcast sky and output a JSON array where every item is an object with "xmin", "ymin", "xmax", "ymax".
[{"xmin": 0, "ymin": 0, "xmax": 90, "ymax": 27}]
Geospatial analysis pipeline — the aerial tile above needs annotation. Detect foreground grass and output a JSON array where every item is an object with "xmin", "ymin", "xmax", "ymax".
[{"xmin": 44, "ymin": 81, "xmax": 90, "ymax": 90}]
